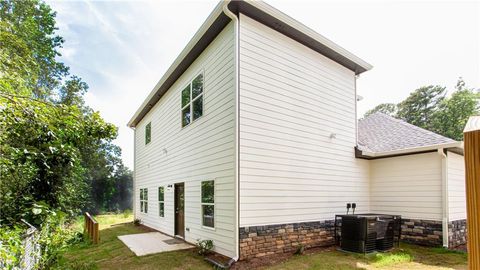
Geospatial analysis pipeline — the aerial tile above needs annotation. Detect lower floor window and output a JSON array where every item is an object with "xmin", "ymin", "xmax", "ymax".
[
  {"xmin": 158, "ymin": 186, "xmax": 165, "ymax": 217},
  {"xmin": 201, "ymin": 180, "xmax": 215, "ymax": 228},
  {"xmin": 202, "ymin": 205, "xmax": 214, "ymax": 228},
  {"xmin": 140, "ymin": 188, "xmax": 148, "ymax": 213}
]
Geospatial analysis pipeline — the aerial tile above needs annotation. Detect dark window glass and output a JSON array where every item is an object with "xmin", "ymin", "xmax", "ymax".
[
  {"xmin": 159, "ymin": 203, "xmax": 164, "ymax": 217},
  {"xmin": 158, "ymin": 187, "xmax": 164, "ymax": 202},
  {"xmin": 145, "ymin": 122, "xmax": 151, "ymax": 144},
  {"xmin": 201, "ymin": 181, "xmax": 214, "ymax": 203},
  {"xmin": 182, "ymin": 106, "xmax": 191, "ymax": 127},
  {"xmin": 202, "ymin": 205, "xmax": 214, "ymax": 228},
  {"xmin": 181, "ymin": 73, "xmax": 204, "ymax": 127},
  {"xmin": 181, "ymin": 85, "xmax": 190, "ymax": 108},
  {"xmin": 140, "ymin": 188, "xmax": 148, "ymax": 213},
  {"xmin": 192, "ymin": 74, "xmax": 203, "ymax": 99},
  {"xmin": 158, "ymin": 186, "xmax": 164, "ymax": 217},
  {"xmin": 192, "ymin": 97, "xmax": 203, "ymax": 120}
]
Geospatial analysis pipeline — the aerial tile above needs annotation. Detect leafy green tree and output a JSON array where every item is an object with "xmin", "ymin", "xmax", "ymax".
[
  {"xmin": 0, "ymin": 0, "xmax": 69, "ymax": 99},
  {"xmin": 111, "ymin": 165, "xmax": 133, "ymax": 212},
  {"xmin": 365, "ymin": 79, "xmax": 479, "ymax": 141},
  {"xmin": 0, "ymin": 0, "xmax": 132, "ymax": 225},
  {"xmin": 0, "ymin": 1, "xmax": 132, "ymax": 267},
  {"xmin": 431, "ymin": 79, "xmax": 480, "ymax": 141},
  {"xmin": 364, "ymin": 103, "xmax": 397, "ymax": 118},
  {"xmin": 0, "ymin": 94, "xmax": 118, "ymax": 224},
  {"xmin": 58, "ymin": 75, "xmax": 88, "ymax": 107},
  {"xmin": 396, "ymin": 85, "xmax": 446, "ymax": 130}
]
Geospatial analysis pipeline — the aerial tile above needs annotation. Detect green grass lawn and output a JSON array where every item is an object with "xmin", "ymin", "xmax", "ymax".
[
  {"xmin": 55, "ymin": 213, "xmax": 467, "ymax": 270},
  {"xmin": 264, "ymin": 245, "xmax": 467, "ymax": 270},
  {"xmin": 55, "ymin": 213, "xmax": 212, "ymax": 270}
]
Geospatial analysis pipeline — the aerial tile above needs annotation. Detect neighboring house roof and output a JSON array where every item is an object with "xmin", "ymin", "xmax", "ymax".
[
  {"xmin": 128, "ymin": 0, "xmax": 372, "ymax": 128},
  {"xmin": 357, "ymin": 113, "xmax": 463, "ymax": 158}
]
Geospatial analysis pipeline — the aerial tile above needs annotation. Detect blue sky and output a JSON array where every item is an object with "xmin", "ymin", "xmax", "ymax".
[{"xmin": 48, "ymin": 0, "xmax": 480, "ymax": 169}]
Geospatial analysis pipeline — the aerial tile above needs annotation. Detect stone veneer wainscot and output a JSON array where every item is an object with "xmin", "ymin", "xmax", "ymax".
[
  {"xmin": 239, "ymin": 218, "xmax": 467, "ymax": 260},
  {"xmin": 448, "ymin": 219, "xmax": 467, "ymax": 248},
  {"xmin": 400, "ymin": 219, "xmax": 443, "ymax": 246},
  {"xmin": 239, "ymin": 221, "xmax": 335, "ymax": 260}
]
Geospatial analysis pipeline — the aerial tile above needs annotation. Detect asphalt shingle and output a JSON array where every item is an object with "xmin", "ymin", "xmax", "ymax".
[{"xmin": 358, "ymin": 112, "xmax": 456, "ymax": 153}]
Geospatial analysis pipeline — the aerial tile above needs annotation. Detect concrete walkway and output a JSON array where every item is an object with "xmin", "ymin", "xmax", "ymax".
[{"xmin": 118, "ymin": 232, "xmax": 194, "ymax": 256}]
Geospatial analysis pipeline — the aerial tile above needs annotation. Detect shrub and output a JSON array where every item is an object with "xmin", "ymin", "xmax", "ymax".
[
  {"xmin": 0, "ymin": 207, "xmax": 80, "ymax": 269},
  {"xmin": 37, "ymin": 210, "xmax": 75, "ymax": 267},
  {"xmin": 133, "ymin": 219, "xmax": 141, "ymax": 226},
  {"xmin": 294, "ymin": 244, "xmax": 305, "ymax": 255},
  {"xmin": 0, "ymin": 226, "xmax": 25, "ymax": 269},
  {"xmin": 196, "ymin": 239, "xmax": 214, "ymax": 256}
]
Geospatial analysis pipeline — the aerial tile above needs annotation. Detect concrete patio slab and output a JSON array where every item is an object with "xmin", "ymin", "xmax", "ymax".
[{"xmin": 118, "ymin": 232, "xmax": 194, "ymax": 256}]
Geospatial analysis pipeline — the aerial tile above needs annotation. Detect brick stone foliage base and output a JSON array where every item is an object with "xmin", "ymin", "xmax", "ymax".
[
  {"xmin": 448, "ymin": 219, "xmax": 467, "ymax": 248},
  {"xmin": 239, "ymin": 220, "xmax": 335, "ymax": 260},
  {"xmin": 401, "ymin": 219, "xmax": 443, "ymax": 246}
]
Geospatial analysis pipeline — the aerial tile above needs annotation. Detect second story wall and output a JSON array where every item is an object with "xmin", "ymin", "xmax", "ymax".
[
  {"xmin": 134, "ymin": 22, "xmax": 236, "ymax": 257},
  {"xmin": 238, "ymin": 14, "xmax": 370, "ymax": 227}
]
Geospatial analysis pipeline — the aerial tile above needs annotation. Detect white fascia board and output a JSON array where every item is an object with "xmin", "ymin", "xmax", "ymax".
[{"xmin": 361, "ymin": 142, "xmax": 464, "ymax": 157}]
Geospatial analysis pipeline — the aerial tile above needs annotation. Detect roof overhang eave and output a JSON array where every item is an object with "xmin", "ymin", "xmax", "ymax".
[{"xmin": 359, "ymin": 142, "xmax": 464, "ymax": 158}]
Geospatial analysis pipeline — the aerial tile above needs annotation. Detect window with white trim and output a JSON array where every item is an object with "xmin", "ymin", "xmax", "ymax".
[
  {"xmin": 145, "ymin": 122, "xmax": 151, "ymax": 145},
  {"xmin": 181, "ymin": 73, "xmax": 204, "ymax": 127},
  {"xmin": 140, "ymin": 188, "xmax": 148, "ymax": 213},
  {"xmin": 201, "ymin": 180, "xmax": 214, "ymax": 228},
  {"xmin": 158, "ymin": 186, "xmax": 164, "ymax": 217}
]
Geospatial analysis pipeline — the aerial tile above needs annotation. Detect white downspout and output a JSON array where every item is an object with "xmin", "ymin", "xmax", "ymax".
[
  {"xmin": 131, "ymin": 128, "xmax": 137, "ymax": 220},
  {"xmin": 223, "ymin": 3, "xmax": 240, "ymax": 261},
  {"xmin": 438, "ymin": 148, "xmax": 449, "ymax": 248}
]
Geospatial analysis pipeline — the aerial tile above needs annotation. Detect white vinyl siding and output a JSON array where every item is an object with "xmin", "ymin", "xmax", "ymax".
[
  {"xmin": 370, "ymin": 152, "xmax": 443, "ymax": 220},
  {"xmin": 238, "ymin": 14, "xmax": 370, "ymax": 227},
  {"xmin": 134, "ymin": 22, "xmax": 235, "ymax": 257},
  {"xmin": 447, "ymin": 152, "xmax": 466, "ymax": 221}
]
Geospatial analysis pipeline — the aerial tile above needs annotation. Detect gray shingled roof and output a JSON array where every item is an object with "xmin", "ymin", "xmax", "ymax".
[{"xmin": 358, "ymin": 112, "xmax": 456, "ymax": 153}]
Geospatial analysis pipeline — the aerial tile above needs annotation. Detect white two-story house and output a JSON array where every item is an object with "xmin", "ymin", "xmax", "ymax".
[{"xmin": 128, "ymin": 0, "xmax": 466, "ymax": 260}]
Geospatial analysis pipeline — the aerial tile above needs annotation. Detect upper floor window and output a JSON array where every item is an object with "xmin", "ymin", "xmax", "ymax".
[
  {"xmin": 158, "ymin": 186, "xmax": 165, "ymax": 217},
  {"xmin": 201, "ymin": 180, "xmax": 214, "ymax": 228},
  {"xmin": 181, "ymin": 73, "xmax": 204, "ymax": 127},
  {"xmin": 145, "ymin": 122, "xmax": 151, "ymax": 145},
  {"xmin": 140, "ymin": 188, "xmax": 148, "ymax": 213}
]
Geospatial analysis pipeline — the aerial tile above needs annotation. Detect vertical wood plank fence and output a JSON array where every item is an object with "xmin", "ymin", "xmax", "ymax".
[
  {"xmin": 84, "ymin": 212, "xmax": 99, "ymax": 244},
  {"xmin": 464, "ymin": 116, "xmax": 480, "ymax": 269}
]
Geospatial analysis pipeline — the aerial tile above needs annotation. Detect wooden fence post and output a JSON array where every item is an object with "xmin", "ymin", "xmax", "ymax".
[
  {"xmin": 84, "ymin": 212, "xmax": 99, "ymax": 244},
  {"xmin": 464, "ymin": 116, "xmax": 480, "ymax": 269},
  {"xmin": 94, "ymin": 222, "xmax": 99, "ymax": 244}
]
